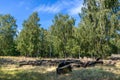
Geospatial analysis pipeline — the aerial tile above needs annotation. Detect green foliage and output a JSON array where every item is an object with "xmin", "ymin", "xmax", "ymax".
[
  {"xmin": 78, "ymin": 0, "xmax": 120, "ymax": 58},
  {"xmin": 16, "ymin": 12, "xmax": 41, "ymax": 57},
  {"xmin": 0, "ymin": 0, "xmax": 119, "ymax": 58},
  {"xmin": 39, "ymin": 28, "xmax": 50, "ymax": 57},
  {"xmin": 50, "ymin": 14, "xmax": 75, "ymax": 58},
  {"xmin": 0, "ymin": 14, "xmax": 17, "ymax": 56}
]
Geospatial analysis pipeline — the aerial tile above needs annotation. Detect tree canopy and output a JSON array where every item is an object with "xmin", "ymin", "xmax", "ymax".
[{"xmin": 0, "ymin": 0, "xmax": 120, "ymax": 58}]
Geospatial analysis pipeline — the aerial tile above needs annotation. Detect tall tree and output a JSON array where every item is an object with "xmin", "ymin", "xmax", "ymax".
[
  {"xmin": 17, "ymin": 12, "xmax": 41, "ymax": 57},
  {"xmin": 0, "ymin": 14, "xmax": 17, "ymax": 56},
  {"xmin": 78, "ymin": 0, "xmax": 120, "ymax": 58},
  {"xmin": 39, "ymin": 28, "xmax": 50, "ymax": 57},
  {"xmin": 50, "ymin": 14, "xmax": 75, "ymax": 58}
]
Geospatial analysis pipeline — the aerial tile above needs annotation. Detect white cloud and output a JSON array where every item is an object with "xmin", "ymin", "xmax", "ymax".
[
  {"xmin": 66, "ymin": 0, "xmax": 83, "ymax": 15},
  {"xmin": 34, "ymin": 3, "xmax": 61, "ymax": 13},
  {"xmin": 68, "ymin": 4, "xmax": 83, "ymax": 15},
  {"xmin": 34, "ymin": 0, "xmax": 83, "ymax": 15}
]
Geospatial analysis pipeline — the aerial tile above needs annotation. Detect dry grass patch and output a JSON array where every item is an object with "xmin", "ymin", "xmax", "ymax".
[
  {"xmin": 0, "ymin": 64, "xmax": 120, "ymax": 80},
  {"xmin": 0, "ymin": 56, "xmax": 120, "ymax": 80}
]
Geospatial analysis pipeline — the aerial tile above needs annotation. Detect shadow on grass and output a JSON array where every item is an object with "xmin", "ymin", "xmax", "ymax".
[
  {"xmin": 71, "ymin": 68, "xmax": 120, "ymax": 80},
  {"xmin": 0, "ymin": 67, "xmax": 120, "ymax": 80},
  {"xmin": 0, "ymin": 70, "xmax": 47, "ymax": 80}
]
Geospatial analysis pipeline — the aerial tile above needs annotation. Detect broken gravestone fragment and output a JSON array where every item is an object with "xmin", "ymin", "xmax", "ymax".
[{"xmin": 56, "ymin": 61, "xmax": 72, "ymax": 74}]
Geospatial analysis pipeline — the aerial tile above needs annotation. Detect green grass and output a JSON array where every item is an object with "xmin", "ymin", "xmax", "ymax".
[
  {"xmin": 0, "ymin": 57, "xmax": 120, "ymax": 80},
  {"xmin": 0, "ymin": 65, "xmax": 120, "ymax": 80}
]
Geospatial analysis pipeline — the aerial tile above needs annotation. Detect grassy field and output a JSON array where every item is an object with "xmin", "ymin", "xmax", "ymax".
[{"xmin": 0, "ymin": 57, "xmax": 120, "ymax": 80}]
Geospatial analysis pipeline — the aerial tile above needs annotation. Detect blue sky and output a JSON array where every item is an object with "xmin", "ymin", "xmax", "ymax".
[{"xmin": 0, "ymin": 0, "xmax": 83, "ymax": 31}]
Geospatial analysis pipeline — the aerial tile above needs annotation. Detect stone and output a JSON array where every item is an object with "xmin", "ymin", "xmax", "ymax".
[{"xmin": 56, "ymin": 61, "xmax": 72, "ymax": 74}]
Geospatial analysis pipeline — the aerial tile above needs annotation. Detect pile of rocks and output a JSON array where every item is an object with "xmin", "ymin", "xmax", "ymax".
[
  {"xmin": 56, "ymin": 58, "xmax": 103, "ymax": 74},
  {"xmin": 18, "ymin": 59, "xmax": 83, "ymax": 67}
]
